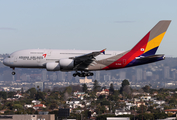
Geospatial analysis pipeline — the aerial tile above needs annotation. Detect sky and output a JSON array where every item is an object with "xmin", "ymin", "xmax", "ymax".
[{"xmin": 0, "ymin": 1, "xmax": 177, "ymax": 56}]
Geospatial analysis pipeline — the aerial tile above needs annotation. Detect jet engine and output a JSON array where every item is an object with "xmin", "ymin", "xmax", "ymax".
[
  {"xmin": 46, "ymin": 59, "xmax": 74, "ymax": 71},
  {"xmin": 59, "ymin": 59, "xmax": 74, "ymax": 70},
  {"xmin": 46, "ymin": 62, "xmax": 60, "ymax": 71}
]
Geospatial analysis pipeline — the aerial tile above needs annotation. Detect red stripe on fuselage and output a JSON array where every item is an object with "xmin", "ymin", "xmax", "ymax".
[{"xmin": 102, "ymin": 32, "xmax": 150, "ymax": 70}]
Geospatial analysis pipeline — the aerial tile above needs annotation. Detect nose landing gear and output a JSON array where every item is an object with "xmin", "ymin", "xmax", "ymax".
[{"xmin": 11, "ymin": 67, "xmax": 16, "ymax": 75}]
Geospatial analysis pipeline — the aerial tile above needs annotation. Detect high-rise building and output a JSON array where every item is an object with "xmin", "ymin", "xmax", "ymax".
[
  {"xmin": 136, "ymin": 68, "xmax": 143, "ymax": 81},
  {"xmin": 143, "ymin": 70, "xmax": 147, "ymax": 80},
  {"xmin": 119, "ymin": 71, "xmax": 126, "ymax": 80},
  {"xmin": 42, "ymin": 70, "xmax": 47, "ymax": 81},
  {"xmin": 104, "ymin": 74, "xmax": 111, "ymax": 81},
  {"xmin": 57, "ymin": 71, "xmax": 66, "ymax": 82},
  {"xmin": 66, "ymin": 72, "xmax": 73, "ymax": 82},
  {"xmin": 49, "ymin": 72, "xmax": 57, "ymax": 81},
  {"xmin": 96, "ymin": 71, "xmax": 100, "ymax": 80},
  {"xmin": 164, "ymin": 66, "xmax": 170, "ymax": 79}
]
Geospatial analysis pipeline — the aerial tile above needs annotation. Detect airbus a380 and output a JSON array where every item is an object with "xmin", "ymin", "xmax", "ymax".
[{"xmin": 3, "ymin": 20, "xmax": 171, "ymax": 77}]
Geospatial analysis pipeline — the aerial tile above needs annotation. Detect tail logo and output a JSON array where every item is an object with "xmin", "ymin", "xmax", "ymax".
[{"xmin": 140, "ymin": 48, "xmax": 145, "ymax": 51}]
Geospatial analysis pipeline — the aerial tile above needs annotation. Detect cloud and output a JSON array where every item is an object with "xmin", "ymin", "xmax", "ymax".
[
  {"xmin": 0, "ymin": 27, "xmax": 16, "ymax": 30},
  {"xmin": 114, "ymin": 21, "xmax": 135, "ymax": 23}
]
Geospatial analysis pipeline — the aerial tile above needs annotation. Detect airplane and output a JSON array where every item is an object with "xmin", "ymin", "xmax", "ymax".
[{"xmin": 3, "ymin": 20, "xmax": 171, "ymax": 77}]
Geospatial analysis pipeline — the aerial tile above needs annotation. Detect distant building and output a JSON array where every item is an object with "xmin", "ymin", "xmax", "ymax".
[
  {"xmin": 42, "ymin": 70, "xmax": 47, "ymax": 81},
  {"xmin": 164, "ymin": 66, "xmax": 170, "ymax": 79},
  {"xmin": 34, "ymin": 82, "xmax": 44, "ymax": 92},
  {"xmin": 143, "ymin": 70, "xmax": 146, "ymax": 80},
  {"xmin": 49, "ymin": 72, "xmax": 57, "ymax": 81},
  {"xmin": 115, "ymin": 109, "xmax": 131, "ymax": 116},
  {"xmin": 66, "ymin": 72, "xmax": 73, "ymax": 82},
  {"xmin": 96, "ymin": 89, "xmax": 109, "ymax": 96},
  {"xmin": 107, "ymin": 117, "xmax": 130, "ymax": 120},
  {"xmin": 165, "ymin": 109, "xmax": 177, "ymax": 114},
  {"xmin": 136, "ymin": 68, "xmax": 142, "ymax": 81},
  {"xmin": 119, "ymin": 71, "xmax": 126, "ymax": 80},
  {"xmin": 33, "ymin": 104, "xmax": 46, "ymax": 110},
  {"xmin": 32, "ymin": 100, "xmax": 41, "ymax": 105},
  {"xmin": 80, "ymin": 77, "xmax": 92, "ymax": 84},
  {"xmin": 96, "ymin": 71, "xmax": 100, "ymax": 80},
  {"xmin": 59, "ymin": 72, "xmax": 66, "ymax": 82},
  {"xmin": 0, "ymin": 114, "xmax": 55, "ymax": 120},
  {"xmin": 104, "ymin": 74, "xmax": 111, "ymax": 81}
]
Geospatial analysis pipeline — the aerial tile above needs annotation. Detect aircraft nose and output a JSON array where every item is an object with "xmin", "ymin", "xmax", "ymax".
[{"xmin": 3, "ymin": 58, "xmax": 9, "ymax": 66}]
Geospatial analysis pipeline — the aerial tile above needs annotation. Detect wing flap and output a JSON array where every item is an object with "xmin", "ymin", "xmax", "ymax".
[{"xmin": 72, "ymin": 49, "xmax": 106, "ymax": 70}]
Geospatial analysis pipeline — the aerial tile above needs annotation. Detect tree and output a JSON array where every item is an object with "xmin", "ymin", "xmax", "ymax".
[
  {"xmin": 109, "ymin": 83, "xmax": 114, "ymax": 94},
  {"xmin": 142, "ymin": 85, "xmax": 150, "ymax": 93},
  {"xmin": 64, "ymin": 86, "xmax": 72, "ymax": 95},
  {"xmin": 35, "ymin": 92, "xmax": 45, "ymax": 101},
  {"xmin": 82, "ymin": 84, "xmax": 87, "ymax": 92},
  {"xmin": 120, "ymin": 79, "xmax": 130, "ymax": 95},
  {"xmin": 0, "ymin": 91, "xmax": 7, "ymax": 100},
  {"xmin": 26, "ymin": 88, "xmax": 37, "ymax": 99},
  {"xmin": 93, "ymin": 80, "xmax": 101, "ymax": 92}
]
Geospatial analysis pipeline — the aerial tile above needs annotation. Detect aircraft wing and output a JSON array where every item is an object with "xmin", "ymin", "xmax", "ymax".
[{"xmin": 70, "ymin": 49, "xmax": 106, "ymax": 70}]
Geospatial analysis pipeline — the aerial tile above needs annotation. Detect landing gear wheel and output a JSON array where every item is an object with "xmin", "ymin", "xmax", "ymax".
[
  {"xmin": 73, "ymin": 73, "xmax": 77, "ymax": 77},
  {"xmin": 90, "ymin": 73, "xmax": 94, "ymax": 76},
  {"xmin": 73, "ymin": 71, "xmax": 94, "ymax": 77},
  {"xmin": 12, "ymin": 72, "xmax": 16, "ymax": 75}
]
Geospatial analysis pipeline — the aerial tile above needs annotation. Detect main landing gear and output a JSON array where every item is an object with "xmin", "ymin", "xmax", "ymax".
[
  {"xmin": 73, "ymin": 71, "xmax": 94, "ymax": 77},
  {"xmin": 11, "ymin": 67, "xmax": 16, "ymax": 75}
]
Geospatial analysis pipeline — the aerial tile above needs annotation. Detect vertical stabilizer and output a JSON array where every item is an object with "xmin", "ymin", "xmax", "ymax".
[{"xmin": 131, "ymin": 20, "xmax": 171, "ymax": 56}]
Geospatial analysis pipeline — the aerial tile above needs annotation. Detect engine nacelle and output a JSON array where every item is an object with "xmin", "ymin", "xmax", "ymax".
[
  {"xmin": 46, "ymin": 62, "xmax": 60, "ymax": 71},
  {"xmin": 59, "ymin": 59, "xmax": 74, "ymax": 70}
]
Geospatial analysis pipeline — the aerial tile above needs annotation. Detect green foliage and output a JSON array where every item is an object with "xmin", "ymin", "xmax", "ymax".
[
  {"xmin": 154, "ymin": 112, "xmax": 167, "ymax": 119},
  {"xmin": 82, "ymin": 84, "xmax": 87, "ymax": 92},
  {"xmin": 93, "ymin": 80, "xmax": 101, "ymax": 92},
  {"xmin": 4, "ymin": 110, "xmax": 14, "ymax": 115},
  {"xmin": 137, "ymin": 105, "xmax": 147, "ymax": 113},
  {"xmin": 5, "ymin": 102, "xmax": 13, "ymax": 110},
  {"xmin": 48, "ymin": 102, "xmax": 58, "ymax": 110},
  {"xmin": 64, "ymin": 86, "xmax": 72, "ymax": 95},
  {"xmin": 142, "ymin": 85, "xmax": 150, "ymax": 93},
  {"xmin": 26, "ymin": 87, "xmax": 37, "ymax": 99},
  {"xmin": 67, "ymin": 113, "xmax": 81, "ymax": 120},
  {"xmin": 136, "ymin": 113, "xmax": 154, "ymax": 120},
  {"xmin": 0, "ymin": 91, "xmax": 7, "ymax": 99},
  {"xmin": 101, "ymin": 101, "xmax": 110, "ymax": 106},
  {"xmin": 109, "ymin": 83, "xmax": 114, "ymax": 94},
  {"xmin": 107, "ymin": 94, "xmax": 119, "ymax": 101},
  {"xmin": 120, "ymin": 79, "xmax": 130, "ymax": 94},
  {"xmin": 13, "ymin": 104, "xmax": 23, "ymax": 111},
  {"xmin": 35, "ymin": 92, "xmax": 45, "ymax": 101},
  {"xmin": 95, "ymin": 105, "xmax": 106, "ymax": 114},
  {"xmin": 81, "ymin": 110, "xmax": 91, "ymax": 119},
  {"xmin": 98, "ymin": 95, "xmax": 106, "ymax": 100},
  {"xmin": 26, "ymin": 108, "xmax": 36, "ymax": 114},
  {"xmin": 7, "ymin": 92, "xmax": 16, "ymax": 98}
]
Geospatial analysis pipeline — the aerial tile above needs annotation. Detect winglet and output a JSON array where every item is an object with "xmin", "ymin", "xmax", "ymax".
[{"xmin": 100, "ymin": 48, "xmax": 106, "ymax": 54}]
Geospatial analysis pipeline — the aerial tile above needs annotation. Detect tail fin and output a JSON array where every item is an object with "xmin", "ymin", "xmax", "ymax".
[
  {"xmin": 130, "ymin": 20, "xmax": 171, "ymax": 57},
  {"xmin": 102, "ymin": 20, "xmax": 171, "ymax": 70}
]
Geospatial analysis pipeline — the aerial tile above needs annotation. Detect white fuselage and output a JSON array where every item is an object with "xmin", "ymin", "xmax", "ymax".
[{"xmin": 3, "ymin": 49, "xmax": 123, "ymax": 70}]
